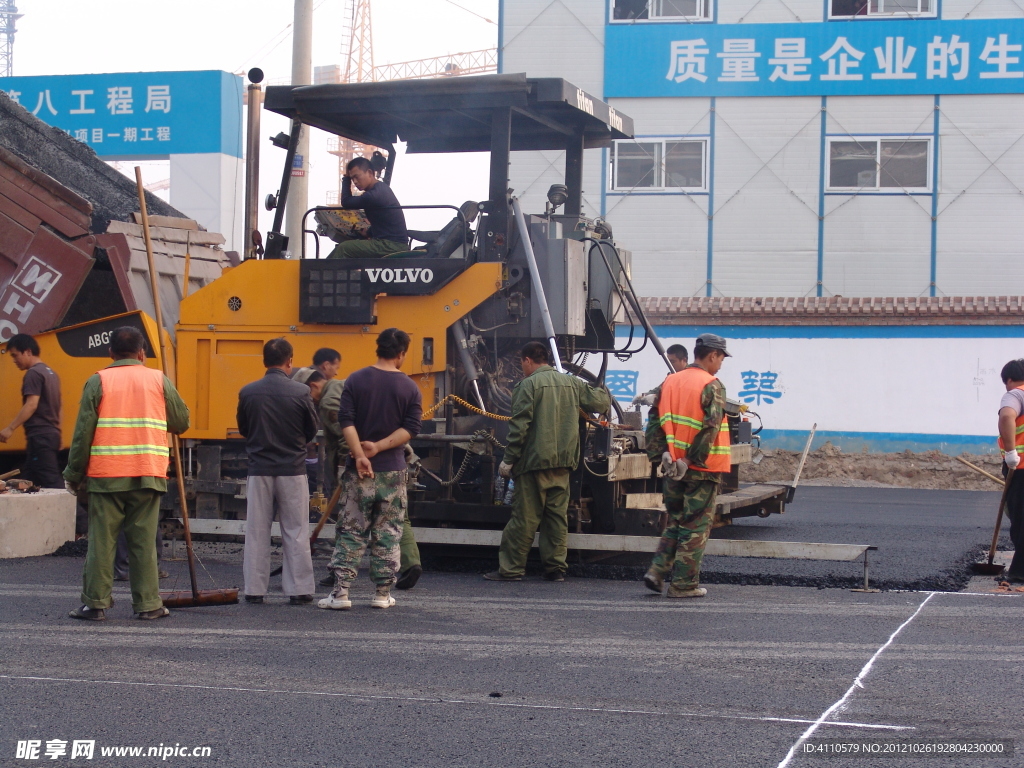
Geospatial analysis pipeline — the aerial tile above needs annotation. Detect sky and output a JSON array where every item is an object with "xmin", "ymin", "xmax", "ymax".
[{"xmin": 10, "ymin": 0, "xmax": 500, "ymax": 241}]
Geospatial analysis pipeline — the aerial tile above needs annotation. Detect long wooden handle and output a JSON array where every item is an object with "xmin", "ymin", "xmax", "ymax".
[
  {"xmin": 988, "ymin": 467, "xmax": 1014, "ymax": 566},
  {"xmin": 134, "ymin": 167, "xmax": 198, "ymax": 599},
  {"xmin": 0, "ymin": 469, "xmax": 20, "ymax": 481},
  {"xmin": 310, "ymin": 481, "xmax": 344, "ymax": 546},
  {"xmin": 955, "ymin": 455, "xmax": 1004, "ymax": 486}
]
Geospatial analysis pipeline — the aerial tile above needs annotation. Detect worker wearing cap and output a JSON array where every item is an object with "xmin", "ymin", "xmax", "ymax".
[
  {"xmin": 484, "ymin": 341, "xmax": 610, "ymax": 582},
  {"xmin": 643, "ymin": 333, "xmax": 731, "ymax": 599},
  {"xmin": 996, "ymin": 358, "xmax": 1024, "ymax": 584}
]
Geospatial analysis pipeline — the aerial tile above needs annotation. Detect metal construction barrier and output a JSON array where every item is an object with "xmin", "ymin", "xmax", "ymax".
[{"xmin": 180, "ymin": 519, "xmax": 880, "ymax": 590}]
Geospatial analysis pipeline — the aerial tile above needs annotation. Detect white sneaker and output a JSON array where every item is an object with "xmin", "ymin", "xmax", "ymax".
[
  {"xmin": 317, "ymin": 588, "xmax": 352, "ymax": 610},
  {"xmin": 370, "ymin": 592, "xmax": 396, "ymax": 609}
]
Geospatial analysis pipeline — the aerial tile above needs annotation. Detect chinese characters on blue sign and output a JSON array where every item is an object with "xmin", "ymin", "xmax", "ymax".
[
  {"xmin": 606, "ymin": 370, "xmax": 640, "ymax": 402},
  {"xmin": 606, "ymin": 19, "xmax": 1024, "ymax": 97},
  {"xmin": 739, "ymin": 370, "xmax": 783, "ymax": 406},
  {"xmin": 0, "ymin": 71, "xmax": 242, "ymax": 158}
]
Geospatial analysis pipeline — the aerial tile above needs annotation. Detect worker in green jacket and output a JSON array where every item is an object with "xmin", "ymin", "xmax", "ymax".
[
  {"xmin": 484, "ymin": 341, "xmax": 610, "ymax": 582},
  {"xmin": 63, "ymin": 325, "xmax": 190, "ymax": 620}
]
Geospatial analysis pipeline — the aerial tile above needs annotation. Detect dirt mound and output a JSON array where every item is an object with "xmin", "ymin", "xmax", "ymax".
[{"xmin": 740, "ymin": 443, "xmax": 1003, "ymax": 491}]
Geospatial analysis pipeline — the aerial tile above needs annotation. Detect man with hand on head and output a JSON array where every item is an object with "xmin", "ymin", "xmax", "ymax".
[
  {"xmin": 644, "ymin": 334, "xmax": 732, "ymax": 600},
  {"xmin": 319, "ymin": 328, "xmax": 422, "ymax": 611},
  {"xmin": 996, "ymin": 358, "xmax": 1024, "ymax": 584},
  {"xmin": 328, "ymin": 157, "xmax": 408, "ymax": 259},
  {"xmin": 237, "ymin": 338, "xmax": 318, "ymax": 605},
  {"xmin": 64, "ymin": 326, "xmax": 189, "ymax": 621},
  {"xmin": 1, "ymin": 334, "xmax": 64, "ymax": 488}
]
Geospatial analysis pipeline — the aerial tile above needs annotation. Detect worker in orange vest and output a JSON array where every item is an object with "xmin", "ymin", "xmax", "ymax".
[
  {"xmin": 63, "ymin": 325, "xmax": 190, "ymax": 621},
  {"xmin": 643, "ymin": 333, "xmax": 732, "ymax": 599},
  {"xmin": 997, "ymin": 358, "xmax": 1024, "ymax": 584}
]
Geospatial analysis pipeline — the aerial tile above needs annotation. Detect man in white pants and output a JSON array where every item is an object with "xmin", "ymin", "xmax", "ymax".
[{"xmin": 237, "ymin": 338, "xmax": 319, "ymax": 603}]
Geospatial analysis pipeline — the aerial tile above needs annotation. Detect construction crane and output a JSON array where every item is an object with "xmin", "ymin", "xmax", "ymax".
[
  {"xmin": 0, "ymin": 1, "xmax": 21, "ymax": 78},
  {"xmin": 320, "ymin": 0, "xmax": 497, "ymax": 204}
]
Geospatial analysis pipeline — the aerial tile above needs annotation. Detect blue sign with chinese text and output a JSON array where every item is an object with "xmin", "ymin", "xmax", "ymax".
[
  {"xmin": 606, "ymin": 18, "xmax": 1024, "ymax": 97},
  {"xmin": 0, "ymin": 70, "xmax": 242, "ymax": 158}
]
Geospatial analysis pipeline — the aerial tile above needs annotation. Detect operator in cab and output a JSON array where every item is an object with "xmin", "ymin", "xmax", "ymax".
[{"xmin": 328, "ymin": 157, "xmax": 409, "ymax": 259}]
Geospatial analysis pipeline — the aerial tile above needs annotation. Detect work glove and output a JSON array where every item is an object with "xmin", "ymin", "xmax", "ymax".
[
  {"xmin": 632, "ymin": 392, "xmax": 657, "ymax": 407},
  {"xmin": 65, "ymin": 480, "xmax": 79, "ymax": 497},
  {"xmin": 661, "ymin": 451, "xmax": 689, "ymax": 481},
  {"xmin": 498, "ymin": 461, "xmax": 513, "ymax": 479},
  {"xmin": 1005, "ymin": 450, "xmax": 1020, "ymax": 470},
  {"xmin": 660, "ymin": 452, "xmax": 674, "ymax": 476}
]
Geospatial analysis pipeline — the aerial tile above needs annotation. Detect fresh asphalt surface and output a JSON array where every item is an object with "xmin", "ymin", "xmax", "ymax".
[{"xmin": 2, "ymin": 487, "xmax": 1022, "ymax": 768}]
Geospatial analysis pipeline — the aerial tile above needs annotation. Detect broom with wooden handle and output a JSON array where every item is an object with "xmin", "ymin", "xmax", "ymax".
[{"xmin": 134, "ymin": 167, "xmax": 238, "ymax": 608}]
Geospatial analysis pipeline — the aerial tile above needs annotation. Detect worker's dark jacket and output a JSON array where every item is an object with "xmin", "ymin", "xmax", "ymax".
[
  {"xmin": 503, "ymin": 365, "xmax": 610, "ymax": 477},
  {"xmin": 236, "ymin": 368, "xmax": 318, "ymax": 476}
]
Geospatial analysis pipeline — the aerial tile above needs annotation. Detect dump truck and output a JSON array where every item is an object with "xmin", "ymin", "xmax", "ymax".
[{"xmin": 0, "ymin": 74, "xmax": 796, "ymax": 551}]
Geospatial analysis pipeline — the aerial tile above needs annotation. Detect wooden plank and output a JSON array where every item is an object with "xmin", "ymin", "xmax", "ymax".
[
  {"xmin": 131, "ymin": 212, "xmax": 200, "ymax": 230},
  {"xmin": 0, "ymin": 176, "xmax": 89, "ymax": 238},
  {"xmin": 127, "ymin": 248, "xmax": 224, "ymax": 278},
  {"xmin": 107, "ymin": 220, "xmax": 225, "ymax": 246},
  {"xmin": 120, "ymin": 234, "xmax": 225, "ymax": 261}
]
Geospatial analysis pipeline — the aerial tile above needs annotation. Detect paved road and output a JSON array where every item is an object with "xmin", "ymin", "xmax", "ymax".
[
  {"xmin": 428, "ymin": 487, "xmax": 1005, "ymax": 591},
  {"xmin": 1, "ymin": 550, "xmax": 1022, "ymax": 768},
  {"xmin": 699, "ymin": 486, "xmax": 1005, "ymax": 590}
]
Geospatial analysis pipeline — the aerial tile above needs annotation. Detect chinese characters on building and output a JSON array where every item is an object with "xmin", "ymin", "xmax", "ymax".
[
  {"xmin": 4, "ymin": 84, "xmax": 173, "ymax": 148},
  {"xmin": 665, "ymin": 34, "xmax": 1024, "ymax": 85},
  {"xmin": 739, "ymin": 370, "xmax": 783, "ymax": 406},
  {"xmin": 606, "ymin": 370, "xmax": 640, "ymax": 402}
]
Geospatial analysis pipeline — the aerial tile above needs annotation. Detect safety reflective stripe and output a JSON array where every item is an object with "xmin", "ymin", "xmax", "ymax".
[
  {"xmin": 90, "ymin": 444, "xmax": 169, "ymax": 456},
  {"xmin": 658, "ymin": 367, "xmax": 731, "ymax": 473},
  {"xmin": 88, "ymin": 364, "xmax": 170, "ymax": 479},
  {"xmin": 96, "ymin": 417, "xmax": 167, "ymax": 430},
  {"xmin": 659, "ymin": 413, "xmax": 703, "ymax": 430}
]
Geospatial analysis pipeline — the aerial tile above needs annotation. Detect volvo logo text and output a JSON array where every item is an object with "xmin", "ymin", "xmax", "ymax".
[{"xmin": 365, "ymin": 267, "xmax": 434, "ymax": 284}]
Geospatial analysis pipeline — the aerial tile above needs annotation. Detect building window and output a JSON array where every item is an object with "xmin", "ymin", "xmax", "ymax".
[
  {"xmin": 612, "ymin": 0, "xmax": 712, "ymax": 21},
  {"xmin": 611, "ymin": 139, "xmax": 707, "ymax": 191},
  {"xmin": 827, "ymin": 138, "xmax": 931, "ymax": 191},
  {"xmin": 829, "ymin": 0, "xmax": 934, "ymax": 18}
]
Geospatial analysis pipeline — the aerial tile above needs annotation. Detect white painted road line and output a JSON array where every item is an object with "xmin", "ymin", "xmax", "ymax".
[
  {"xmin": 0, "ymin": 674, "xmax": 914, "ymax": 732},
  {"xmin": 776, "ymin": 591, "xmax": 937, "ymax": 768}
]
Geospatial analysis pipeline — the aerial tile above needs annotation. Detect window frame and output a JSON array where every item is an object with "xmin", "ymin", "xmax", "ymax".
[
  {"xmin": 608, "ymin": 0, "xmax": 714, "ymax": 24},
  {"xmin": 609, "ymin": 137, "xmax": 709, "ymax": 193},
  {"xmin": 827, "ymin": 0, "xmax": 936, "ymax": 19},
  {"xmin": 825, "ymin": 135, "xmax": 933, "ymax": 193}
]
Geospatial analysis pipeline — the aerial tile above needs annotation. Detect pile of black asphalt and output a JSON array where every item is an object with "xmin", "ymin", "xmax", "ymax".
[{"xmin": 424, "ymin": 487, "xmax": 1005, "ymax": 592}]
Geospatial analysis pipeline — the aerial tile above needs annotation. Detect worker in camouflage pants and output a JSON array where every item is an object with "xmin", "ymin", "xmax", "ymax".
[
  {"xmin": 318, "ymin": 328, "xmax": 421, "ymax": 611},
  {"xmin": 329, "ymin": 468, "xmax": 407, "ymax": 588},
  {"xmin": 647, "ymin": 477, "xmax": 718, "ymax": 592},
  {"xmin": 644, "ymin": 334, "xmax": 733, "ymax": 599}
]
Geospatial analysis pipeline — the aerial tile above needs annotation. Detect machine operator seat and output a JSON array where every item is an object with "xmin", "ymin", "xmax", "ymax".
[{"xmin": 404, "ymin": 200, "xmax": 479, "ymax": 259}]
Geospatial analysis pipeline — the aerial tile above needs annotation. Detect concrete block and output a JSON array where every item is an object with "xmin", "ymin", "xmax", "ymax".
[{"xmin": 0, "ymin": 489, "xmax": 76, "ymax": 558}]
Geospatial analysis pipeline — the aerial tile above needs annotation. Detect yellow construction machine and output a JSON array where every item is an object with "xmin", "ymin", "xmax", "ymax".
[{"xmin": 1, "ymin": 74, "xmax": 791, "ymax": 551}]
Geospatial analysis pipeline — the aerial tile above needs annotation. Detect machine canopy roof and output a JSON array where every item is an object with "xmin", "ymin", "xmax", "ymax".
[{"xmin": 263, "ymin": 73, "xmax": 634, "ymax": 153}]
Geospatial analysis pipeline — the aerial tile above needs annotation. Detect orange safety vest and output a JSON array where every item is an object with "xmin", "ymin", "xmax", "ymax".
[
  {"xmin": 87, "ymin": 364, "xmax": 170, "ymax": 478},
  {"xmin": 998, "ymin": 384, "xmax": 1024, "ymax": 455},
  {"xmin": 658, "ymin": 366, "xmax": 731, "ymax": 473}
]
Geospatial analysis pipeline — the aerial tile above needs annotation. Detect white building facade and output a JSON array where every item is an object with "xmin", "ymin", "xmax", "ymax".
[
  {"xmin": 501, "ymin": 0, "xmax": 1024, "ymax": 299},
  {"xmin": 500, "ymin": 1, "xmax": 1024, "ymax": 454}
]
